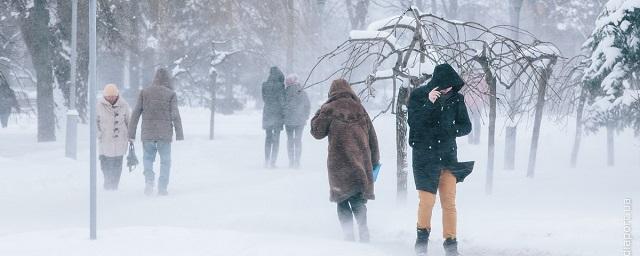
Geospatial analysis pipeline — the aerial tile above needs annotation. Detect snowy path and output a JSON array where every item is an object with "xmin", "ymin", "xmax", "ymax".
[{"xmin": 0, "ymin": 108, "xmax": 638, "ymax": 255}]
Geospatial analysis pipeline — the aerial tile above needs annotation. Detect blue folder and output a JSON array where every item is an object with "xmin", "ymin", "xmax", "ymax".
[{"xmin": 373, "ymin": 163, "xmax": 382, "ymax": 182}]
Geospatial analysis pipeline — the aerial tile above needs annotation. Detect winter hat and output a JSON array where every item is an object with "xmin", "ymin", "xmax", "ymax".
[
  {"xmin": 285, "ymin": 74, "xmax": 299, "ymax": 87},
  {"xmin": 429, "ymin": 63, "xmax": 464, "ymax": 92},
  {"xmin": 103, "ymin": 84, "xmax": 119, "ymax": 97}
]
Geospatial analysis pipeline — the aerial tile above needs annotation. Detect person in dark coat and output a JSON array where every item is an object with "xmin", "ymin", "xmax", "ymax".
[
  {"xmin": 0, "ymin": 72, "xmax": 19, "ymax": 128},
  {"xmin": 311, "ymin": 78, "xmax": 380, "ymax": 243},
  {"xmin": 407, "ymin": 64, "xmax": 473, "ymax": 256},
  {"xmin": 129, "ymin": 68, "xmax": 184, "ymax": 196},
  {"xmin": 262, "ymin": 67, "xmax": 286, "ymax": 168},
  {"xmin": 283, "ymin": 74, "xmax": 311, "ymax": 169}
]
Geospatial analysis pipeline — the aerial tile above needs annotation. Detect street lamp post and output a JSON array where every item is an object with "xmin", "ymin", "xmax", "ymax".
[{"xmin": 89, "ymin": 0, "xmax": 97, "ymax": 240}]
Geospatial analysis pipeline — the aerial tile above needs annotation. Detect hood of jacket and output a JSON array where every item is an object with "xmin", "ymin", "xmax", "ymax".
[
  {"xmin": 267, "ymin": 66, "xmax": 284, "ymax": 84},
  {"xmin": 426, "ymin": 63, "xmax": 465, "ymax": 93},
  {"xmin": 327, "ymin": 79, "xmax": 359, "ymax": 103}
]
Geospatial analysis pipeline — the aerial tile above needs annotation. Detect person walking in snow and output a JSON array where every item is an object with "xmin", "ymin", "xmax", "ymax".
[
  {"xmin": 129, "ymin": 68, "xmax": 184, "ymax": 196},
  {"xmin": 0, "ymin": 72, "xmax": 19, "ymax": 128},
  {"xmin": 283, "ymin": 74, "xmax": 311, "ymax": 169},
  {"xmin": 97, "ymin": 84, "xmax": 130, "ymax": 190},
  {"xmin": 311, "ymin": 78, "xmax": 380, "ymax": 243},
  {"xmin": 407, "ymin": 63, "xmax": 474, "ymax": 256},
  {"xmin": 262, "ymin": 66, "xmax": 286, "ymax": 168}
]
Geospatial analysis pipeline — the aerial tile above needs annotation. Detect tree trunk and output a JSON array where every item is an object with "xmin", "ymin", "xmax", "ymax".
[
  {"xmin": 527, "ymin": 60, "xmax": 556, "ymax": 178},
  {"xmin": 607, "ymin": 123, "xmax": 615, "ymax": 166},
  {"xmin": 505, "ymin": 0, "xmax": 523, "ymax": 169},
  {"xmin": 285, "ymin": 0, "xmax": 295, "ymax": 72},
  {"xmin": 128, "ymin": 0, "xmax": 140, "ymax": 91},
  {"xmin": 486, "ymin": 76, "xmax": 496, "ymax": 194},
  {"xmin": 570, "ymin": 87, "xmax": 586, "ymax": 168},
  {"xmin": 209, "ymin": 71, "xmax": 217, "ymax": 140},
  {"xmin": 396, "ymin": 83, "xmax": 410, "ymax": 203},
  {"xmin": 477, "ymin": 55, "xmax": 496, "ymax": 194},
  {"xmin": 17, "ymin": 0, "xmax": 56, "ymax": 142},
  {"xmin": 504, "ymin": 126, "xmax": 517, "ymax": 170},
  {"xmin": 509, "ymin": 0, "xmax": 523, "ymax": 40}
]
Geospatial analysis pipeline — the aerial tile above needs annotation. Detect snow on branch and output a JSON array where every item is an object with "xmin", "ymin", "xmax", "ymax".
[{"xmin": 304, "ymin": 7, "xmax": 563, "ymax": 120}]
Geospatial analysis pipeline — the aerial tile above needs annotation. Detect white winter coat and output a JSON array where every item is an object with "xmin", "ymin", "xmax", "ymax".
[{"xmin": 97, "ymin": 97, "xmax": 130, "ymax": 157}]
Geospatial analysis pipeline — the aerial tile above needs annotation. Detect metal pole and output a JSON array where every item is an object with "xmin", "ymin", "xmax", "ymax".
[
  {"xmin": 89, "ymin": 0, "xmax": 97, "ymax": 240},
  {"xmin": 65, "ymin": 0, "xmax": 79, "ymax": 159}
]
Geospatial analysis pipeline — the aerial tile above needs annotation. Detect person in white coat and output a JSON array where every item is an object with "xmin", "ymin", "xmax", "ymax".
[{"xmin": 97, "ymin": 84, "xmax": 131, "ymax": 190}]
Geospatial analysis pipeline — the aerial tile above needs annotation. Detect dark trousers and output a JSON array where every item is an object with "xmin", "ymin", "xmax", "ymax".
[
  {"xmin": 100, "ymin": 155, "xmax": 124, "ymax": 190},
  {"xmin": 285, "ymin": 125, "xmax": 304, "ymax": 168},
  {"xmin": 0, "ymin": 112, "xmax": 9, "ymax": 128},
  {"xmin": 264, "ymin": 127, "xmax": 281, "ymax": 167},
  {"xmin": 337, "ymin": 193, "xmax": 369, "ymax": 242}
]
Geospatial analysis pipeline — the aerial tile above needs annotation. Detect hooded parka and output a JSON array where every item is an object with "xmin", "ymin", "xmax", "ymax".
[{"xmin": 408, "ymin": 64, "xmax": 474, "ymax": 193}]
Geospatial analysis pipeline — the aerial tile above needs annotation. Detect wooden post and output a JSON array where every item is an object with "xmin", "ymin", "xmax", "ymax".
[
  {"xmin": 606, "ymin": 123, "xmax": 615, "ymax": 166},
  {"xmin": 209, "ymin": 71, "xmax": 217, "ymax": 140},
  {"xmin": 504, "ymin": 126, "xmax": 517, "ymax": 170},
  {"xmin": 395, "ymin": 82, "xmax": 409, "ymax": 203}
]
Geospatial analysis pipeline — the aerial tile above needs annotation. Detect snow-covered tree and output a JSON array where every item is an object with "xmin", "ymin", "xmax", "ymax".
[{"xmin": 582, "ymin": 0, "xmax": 640, "ymax": 165}]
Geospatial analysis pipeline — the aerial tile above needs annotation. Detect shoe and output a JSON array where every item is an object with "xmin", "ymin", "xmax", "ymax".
[
  {"xmin": 415, "ymin": 228, "xmax": 430, "ymax": 255},
  {"xmin": 443, "ymin": 237, "xmax": 459, "ymax": 256},
  {"xmin": 344, "ymin": 230, "xmax": 356, "ymax": 242},
  {"xmin": 144, "ymin": 184, "xmax": 154, "ymax": 196},
  {"xmin": 158, "ymin": 190, "xmax": 168, "ymax": 196},
  {"xmin": 358, "ymin": 225, "xmax": 370, "ymax": 243}
]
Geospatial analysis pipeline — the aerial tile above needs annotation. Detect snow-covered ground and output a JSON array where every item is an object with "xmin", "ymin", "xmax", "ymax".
[{"xmin": 0, "ymin": 108, "xmax": 638, "ymax": 256}]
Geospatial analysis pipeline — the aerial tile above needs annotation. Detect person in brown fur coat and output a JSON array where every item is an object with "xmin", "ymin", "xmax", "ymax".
[{"xmin": 311, "ymin": 78, "xmax": 380, "ymax": 243}]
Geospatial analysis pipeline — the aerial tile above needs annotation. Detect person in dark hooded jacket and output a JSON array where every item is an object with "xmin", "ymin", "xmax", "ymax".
[
  {"xmin": 408, "ymin": 64, "xmax": 473, "ymax": 256},
  {"xmin": 284, "ymin": 74, "xmax": 310, "ymax": 169},
  {"xmin": 262, "ymin": 67, "xmax": 286, "ymax": 168},
  {"xmin": 0, "ymin": 72, "xmax": 19, "ymax": 128},
  {"xmin": 311, "ymin": 78, "xmax": 380, "ymax": 243}
]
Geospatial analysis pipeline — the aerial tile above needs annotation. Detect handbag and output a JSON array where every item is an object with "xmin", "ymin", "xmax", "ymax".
[{"xmin": 126, "ymin": 142, "xmax": 139, "ymax": 172}]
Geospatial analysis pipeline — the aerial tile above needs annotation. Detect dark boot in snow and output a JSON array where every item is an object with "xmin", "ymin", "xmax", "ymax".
[
  {"xmin": 443, "ymin": 237, "xmax": 459, "ymax": 256},
  {"xmin": 144, "ymin": 183, "xmax": 154, "ymax": 196},
  {"xmin": 415, "ymin": 228, "xmax": 430, "ymax": 255}
]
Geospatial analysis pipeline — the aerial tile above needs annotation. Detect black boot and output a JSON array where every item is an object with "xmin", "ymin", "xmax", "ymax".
[
  {"xmin": 443, "ymin": 238, "xmax": 459, "ymax": 256},
  {"xmin": 414, "ymin": 228, "xmax": 430, "ymax": 255}
]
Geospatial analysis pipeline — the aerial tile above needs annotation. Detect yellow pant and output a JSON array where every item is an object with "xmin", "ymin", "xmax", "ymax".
[{"xmin": 417, "ymin": 170, "xmax": 457, "ymax": 239}]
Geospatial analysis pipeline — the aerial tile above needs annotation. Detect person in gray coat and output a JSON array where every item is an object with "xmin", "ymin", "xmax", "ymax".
[
  {"xmin": 129, "ymin": 68, "xmax": 184, "ymax": 196},
  {"xmin": 0, "ymin": 71, "xmax": 19, "ymax": 128},
  {"xmin": 283, "ymin": 74, "xmax": 310, "ymax": 169},
  {"xmin": 262, "ymin": 66, "xmax": 285, "ymax": 168}
]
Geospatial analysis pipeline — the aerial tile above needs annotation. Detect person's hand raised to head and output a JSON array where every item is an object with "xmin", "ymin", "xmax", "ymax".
[{"xmin": 428, "ymin": 87, "xmax": 441, "ymax": 103}]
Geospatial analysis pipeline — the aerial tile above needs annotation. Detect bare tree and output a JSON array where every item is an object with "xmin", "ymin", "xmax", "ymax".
[{"xmin": 304, "ymin": 8, "xmax": 561, "ymax": 196}]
